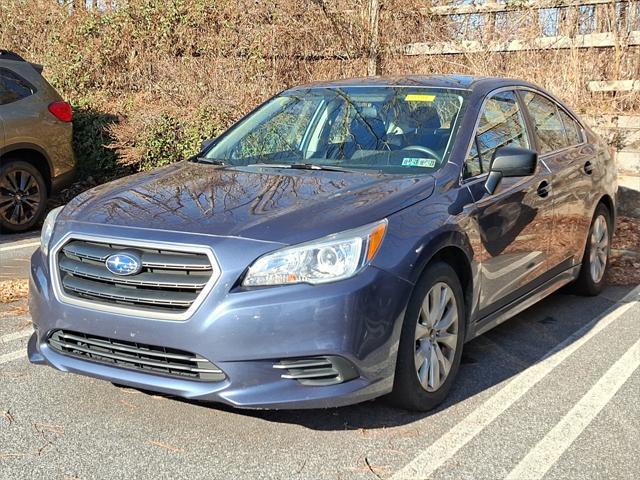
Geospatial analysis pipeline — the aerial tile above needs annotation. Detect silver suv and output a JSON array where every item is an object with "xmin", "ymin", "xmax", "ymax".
[{"xmin": 0, "ymin": 50, "xmax": 76, "ymax": 233}]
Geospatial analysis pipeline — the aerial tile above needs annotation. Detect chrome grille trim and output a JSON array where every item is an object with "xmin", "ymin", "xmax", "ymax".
[
  {"xmin": 50, "ymin": 233, "xmax": 221, "ymax": 321},
  {"xmin": 274, "ymin": 356, "xmax": 359, "ymax": 386},
  {"xmin": 62, "ymin": 240, "xmax": 212, "ymax": 270},
  {"xmin": 48, "ymin": 330, "xmax": 225, "ymax": 381},
  {"xmin": 62, "ymin": 275, "xmax": 198, "ymax": 307},
  {"xmin": 59, "ymin": 257, "xmax": 210, "ymax": 289}
]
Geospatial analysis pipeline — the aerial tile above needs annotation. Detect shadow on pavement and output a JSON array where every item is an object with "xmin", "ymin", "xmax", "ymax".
[{"xmin": 149, "ymin": 285, "xmax": 636, "ymax": 430}]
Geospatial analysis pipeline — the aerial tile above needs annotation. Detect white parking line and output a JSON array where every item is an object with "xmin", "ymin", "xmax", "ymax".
[
  {"xmin": 0, "ymin": 241, "xmax": 40, "ymax": 253},
  {"xmin": 506, "ymin": 336, "xmax": 640, "ymax": 480},
  {"xmin": 0, "ymin": 349, "xmax": 26, "ymax": 364},
  {"xmin": 391, "ymin": 286, "xmax": 640, "ymax": 480},
  {"xmin": 0, "ymin": 329, "xmax": 32, "ymax": 344}
]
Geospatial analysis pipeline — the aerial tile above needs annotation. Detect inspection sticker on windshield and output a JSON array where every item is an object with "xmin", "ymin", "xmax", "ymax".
[
  {"xmin": 402, "ymin": 157, "xmax": 436, "ymax": 168},
  {"xmin": 405, "ymin": 93, "xmax": 436, "ymax": 102}
]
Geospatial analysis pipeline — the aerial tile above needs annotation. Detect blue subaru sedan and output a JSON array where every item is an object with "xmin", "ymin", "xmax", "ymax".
[{"xmin": 28, "ymin": 76, "xmax": 616, "ymax": 410}]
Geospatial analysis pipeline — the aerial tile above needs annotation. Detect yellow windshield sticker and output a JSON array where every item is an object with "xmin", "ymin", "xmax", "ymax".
[{"xmin": 405, "ymin": 93, "xmax": 436, "ymax": 102}]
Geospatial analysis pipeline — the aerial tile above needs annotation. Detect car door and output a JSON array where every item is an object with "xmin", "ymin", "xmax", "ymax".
[
  {"xmin": 463, "ymin": 89, "xmax": 554, "ymax": 316},
  {"xmin": 519, "ymin": 90, "xmax": 593, "ymax": 271}
]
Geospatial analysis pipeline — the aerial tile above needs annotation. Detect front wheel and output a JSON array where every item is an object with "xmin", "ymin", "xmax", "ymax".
[
  {"xmin": 388, "ymin": 262, "xmax": 466, "ymax": 411},
  {"xmin": 573, "ymin": 204, "xmax": 612, "ymax": 296}
]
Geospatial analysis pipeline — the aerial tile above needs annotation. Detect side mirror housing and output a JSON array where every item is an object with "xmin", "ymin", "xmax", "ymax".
[
  {"xmin": 485, "ymin": 147, "xmax": 538, "ymax": 194},
  {"xmin": 200, "ymin": 137, "xmax": 216, "ymax": 152}
]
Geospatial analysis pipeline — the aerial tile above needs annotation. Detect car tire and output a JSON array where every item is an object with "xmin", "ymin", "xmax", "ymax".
[
  {"xmin": 573, "ymin": 204, "xmax": 612, "ymax": 296},
  {"xmin": 0, "ymin": 160, "xmax": 48, "ymax": 234},
  {"xmin": 388, "ymin": 261, "xmax": 466, "ymax": 411}
]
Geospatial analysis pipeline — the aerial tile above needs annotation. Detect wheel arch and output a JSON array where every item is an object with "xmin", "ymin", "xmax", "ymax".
[
  {"xmin": 411, "ymin": 229, "xmax": 477, "ymax": 331},
  {"xmin": 596, "ymin": 193, "xmax": 616, "ymax": 230},
  {"xmin": 0, "ymin": 143, "xmax": 53, "ymax": 193}
]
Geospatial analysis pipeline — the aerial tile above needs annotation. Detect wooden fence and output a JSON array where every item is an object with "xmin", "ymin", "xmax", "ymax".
[{"xmin": 383, "ymin": 1, "xmax": 640, "ymax": 177}]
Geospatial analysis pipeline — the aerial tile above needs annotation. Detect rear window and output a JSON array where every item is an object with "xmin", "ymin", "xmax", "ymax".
[
  {"xmin": 0, "ymin": 68, "xmax": 35, "ymax": 105},
  {"xmin": 558, "ymin": 108, "xmax": 583, "ymax": 146},
  {"xmin": 521, "ymin": 91, "xmax": 568, "ymax": 154}
]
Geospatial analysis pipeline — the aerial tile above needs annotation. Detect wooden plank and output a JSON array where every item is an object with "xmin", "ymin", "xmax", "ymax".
[
  {"xmin": 619, "ymin": 116, "xmax": 640, "ymax": 129},
  {"xmin": 584, "ymin": 115, "xmax": 640, "ymax": 129},
  {"xmin": 588, "ymin": 80, "xmax": 640, "ymax": 91},
  {"xmin": 616, "ymin": 151, "xmax": 640, "ymax": 174},
  {"xmin": 621, "ymin": 129, "xmax": 640, "ymax": 147},
  {"xmin": 426, "ymin": 1, "xmax": 631, "ymax": 16},
  {"xmin": 404, "ymin": 30, "xmax": 640, "ymax": 55}
]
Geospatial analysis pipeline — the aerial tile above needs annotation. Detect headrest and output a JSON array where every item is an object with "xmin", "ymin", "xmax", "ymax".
[{"xmin": 394, "ymin": 103, "xmax": 441, "ymax": 132}]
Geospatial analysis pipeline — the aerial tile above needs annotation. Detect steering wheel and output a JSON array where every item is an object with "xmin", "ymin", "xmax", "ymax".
[{"xmin": 401, "ymin": 145, "xmax": 441, "ymax": 162}]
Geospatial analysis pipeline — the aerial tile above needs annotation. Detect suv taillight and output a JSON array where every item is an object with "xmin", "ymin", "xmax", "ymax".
[{"xmin": 48, "ymin": 101, "xmax": 72, "ymax": 122}]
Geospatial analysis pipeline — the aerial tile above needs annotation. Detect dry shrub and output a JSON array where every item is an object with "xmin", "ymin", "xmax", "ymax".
[
  {"xmin": 0, "ymin": 280, "xmax": 29, "ymax": 304},
  {"xmin": 0, "ymin": 1, "xmax": 637, "ymax": 178},
  {"xmin": 381, "ymin": 1, "xmax": 640, "ymax": 115}
]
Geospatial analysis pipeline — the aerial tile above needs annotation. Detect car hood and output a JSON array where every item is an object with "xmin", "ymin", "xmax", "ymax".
[{"xmin": 62, "ymin": 161, "xmax": 435, "ymax": 244}]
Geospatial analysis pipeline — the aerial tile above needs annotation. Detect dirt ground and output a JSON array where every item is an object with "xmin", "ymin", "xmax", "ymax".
[{"xmin": 607, "ymin": 216, "xmax": 640, "ymax": 286}]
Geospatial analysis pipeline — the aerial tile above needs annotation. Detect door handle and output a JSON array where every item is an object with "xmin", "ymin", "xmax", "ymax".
[
  {"xmin": 584, "ymin": 161, "xmax": 594, "ymax": 175},
  {"xmin": 537, "ymin": 180, "xmax": 551, "ymax": 198}
]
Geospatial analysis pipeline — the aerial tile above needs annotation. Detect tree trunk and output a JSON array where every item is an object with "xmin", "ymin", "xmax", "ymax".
[{"xmin": 367, "ymin": 0, "xmax": 381, "ymax": 76}]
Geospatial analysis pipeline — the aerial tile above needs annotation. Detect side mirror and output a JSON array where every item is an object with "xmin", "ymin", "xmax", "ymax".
[
  {"xmin": 485, "ymin": 147, "xmax": 538, "ymax": 195},
  {"xmin": 200, "ymin": 137, "xmax": 216, "ymax": 151}
]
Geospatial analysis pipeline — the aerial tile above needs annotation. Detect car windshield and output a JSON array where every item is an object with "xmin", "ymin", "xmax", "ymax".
[{"xmin": 203, "ymin": 87, "xmax": 468, "ymax": 174}]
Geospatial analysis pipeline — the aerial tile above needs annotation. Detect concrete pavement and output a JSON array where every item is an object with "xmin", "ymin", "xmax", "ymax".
[{"xmin": 1, "ymin": 285, "xmax": 638, "ymax": 479}]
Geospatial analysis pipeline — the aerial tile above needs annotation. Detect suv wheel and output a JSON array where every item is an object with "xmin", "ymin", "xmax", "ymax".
[
  {"xmin": 573, "ymin": 204, "xmax": 612, "ymax": 296},
  {"xmin": 388, "ymin": 261, "xmax": 466, "ymax": 411},
  {"xmin": 0, "ymin": 160, "xmax": 48, "ymax": 233}
]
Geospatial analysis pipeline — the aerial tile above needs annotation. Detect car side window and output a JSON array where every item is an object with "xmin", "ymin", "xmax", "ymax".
[
  {"xmin": 464, "ymin": 140, "xmax": 482, "ymax": 178},
  {"xmin": 464, "ymin": 90, "xmax": 529, "ymax": 179},
  {"xmin": 557, "ymin": 108, "xmax": 583, "ymax": 146},
  {"xmin": 521, "ymin": 91, "xmax": 569, "ymax": 154},
  {"xmin": 0, "ymin": 68, "xmax": 35, "ymax": 105}
]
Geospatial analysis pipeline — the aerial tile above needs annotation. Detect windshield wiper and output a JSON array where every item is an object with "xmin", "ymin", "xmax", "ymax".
[
  {"xmin": 245, "ymin": 162, "xmax": 366, "ymax": 173},
  {"xmin": 192, "ymin": 156, "xmax": 226, "ymax": 166},
  {"xmin": 288, "ymin": 163, "xmax": 360, "ymax": 173}
]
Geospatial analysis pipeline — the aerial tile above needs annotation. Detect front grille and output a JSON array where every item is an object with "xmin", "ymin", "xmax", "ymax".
[
  {"xmin": 56, "ymin": 239, "xmax": 216, "ymax": 316},
  {"xmin": 48, "ymin": 330, "xmax": 225, "ymax": 382},
  {"xmin": 273, "ymin": 356, "xmax": 359, "ymax": 386}
]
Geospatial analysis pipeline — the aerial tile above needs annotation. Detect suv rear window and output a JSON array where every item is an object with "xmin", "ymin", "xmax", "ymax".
[{"xmin": 0, "ymin": 68, "xmax": 35, "ymax": 105}]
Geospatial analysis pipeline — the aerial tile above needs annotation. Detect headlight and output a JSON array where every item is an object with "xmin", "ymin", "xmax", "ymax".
[
  {"xmin": 40, "ymin": 206, "xmax": 63, "ymax": 255},
  {"xmin": 243, "ymin": 219, "xmax": 387, "ymax": 286}
]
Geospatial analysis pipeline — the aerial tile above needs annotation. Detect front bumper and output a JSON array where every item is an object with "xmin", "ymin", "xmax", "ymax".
[{"xmin": 28, "ymin": 242, "xmax": 412, "ymax": 409}]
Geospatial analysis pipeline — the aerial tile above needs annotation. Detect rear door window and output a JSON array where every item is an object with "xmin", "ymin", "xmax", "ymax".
[
  {"xmin": 0, "ymin": 68, "xmax": 35, "ymax": 105},
  {"xmin": 557, "ymin": 108, "xmax": 583, "ymax": 146},
  {"xmin": 521, "ymin": 91, "xmax": 569, "ymax": 154}
]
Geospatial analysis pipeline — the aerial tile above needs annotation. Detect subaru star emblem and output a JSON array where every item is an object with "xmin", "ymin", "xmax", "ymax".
[{"xmin": 105, "ymin": 252, "xmax": 142, "ymax": 276}]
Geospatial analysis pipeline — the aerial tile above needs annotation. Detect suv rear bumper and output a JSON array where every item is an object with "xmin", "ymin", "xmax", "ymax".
[{"xmin": 51, "ymin": 165, "xmax": 76, "ymax": 193}]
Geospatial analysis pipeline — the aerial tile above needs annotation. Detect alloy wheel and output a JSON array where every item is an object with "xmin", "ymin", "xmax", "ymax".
[
  {"xmin": 414, "ymin": 282, "xmax": 459, "ymax": 392},
  {"xmin": 0, "ymin": 168, "xmax": 42, "ymax": 227},
  {"xmin": 589, "ymin": 215, "xmax": 609, "ymax": 283}
]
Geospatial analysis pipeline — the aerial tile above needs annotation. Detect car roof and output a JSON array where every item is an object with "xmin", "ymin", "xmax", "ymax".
[
  {"xmin": 285, "ymin": 74, "xmax": 533, "ymax": 92},
  {"xmin": 0, "ymin": 50, "xmax": 44, "ymax": 74}
]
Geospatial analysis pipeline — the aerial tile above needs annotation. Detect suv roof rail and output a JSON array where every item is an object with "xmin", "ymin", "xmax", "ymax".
[
  {"xmin": 0, "ymin": 50, "xmax": 27, "ymax": 62},
  {"xmin": 0, "ymin": 50, "xmax": 43, "ymax": 73}
]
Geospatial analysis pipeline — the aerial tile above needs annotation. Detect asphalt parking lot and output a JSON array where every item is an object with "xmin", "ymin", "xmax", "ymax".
[
  {"xmin": 0, "ymin": 233, "xmax": 39, "ymax": 282},
  {"xmin": 1, "ymin": 236, "xmax": 638, "ymax": 480}
]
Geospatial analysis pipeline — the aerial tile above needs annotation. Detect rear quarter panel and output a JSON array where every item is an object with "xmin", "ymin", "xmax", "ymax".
[{"xmin": 0, "ymin": 61, "xmax": 74, "ymax": 178}]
